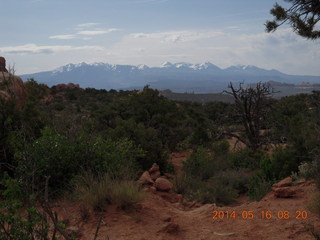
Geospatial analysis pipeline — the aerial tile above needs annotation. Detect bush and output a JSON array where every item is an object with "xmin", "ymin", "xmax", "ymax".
[
  {"xmin": 228, "ymin": 149, "xmax": 264, "ymax": 169},
  {"xmin": 109, "ymin": 181, "xmax": 144, "ymax": 209},
  {"xmin": 0, "ymin": 174, "xmax": 50, "ymax": 240},
  {"xmin": 248, "ymin": 172, "xmax": 273, "ymax": 200},
  {"xmin": 182, "ymin": 148, "xmax": 216, "ymax": 180},
  {"xmin": 71, "ymin": 172, "xmax": 144, "ymax": 210},
  {"xmin": 191, "ymin": 177, "xmax": 238, "ymax": 205},
  {"xmin": 71, "ymin": 172, "xmax": 112, "ymax": 210}
]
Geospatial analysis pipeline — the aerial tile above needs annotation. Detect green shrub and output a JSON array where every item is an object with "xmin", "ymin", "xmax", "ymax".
[
  {"xmin": 193, "ymin": 177, "xmax": 238, "ymax": 205},
  {"xmin": 212, "ymin": 140, "xmax": 230, "ymax": 156},
  {"xmin": 0, "ymin": 174, "xmax": 50, "ymax": 240},
  {"xmin": 296, "ymin": 160, "xmax": 318, "ymax": 180},
  {"xmin": 228, "ymin": 149, "xmax": 263, "ymax": 169},
  {"xmin": 109, "ymin": 181, "xmax": 144, "ymax": 209},
  {"xmin": 71, "ymin": 172, "xmax": 112, "ymax": 210},
  {"xmin": 183, "ymin": 148, "xmax": 216, "ymax": 180},
  {"xmin": 71, "ymin": 172, "xmax": 144, "ymax": 210},
  {"xmin": 270, "ymin": 146, "xmax": 299, "ymax": 180},
  {"xmin": 248, "ymin": 172, "xmax": 272, "ymax": 200}
]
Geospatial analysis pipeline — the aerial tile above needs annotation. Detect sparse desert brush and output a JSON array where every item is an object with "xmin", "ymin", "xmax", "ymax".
[
  {"xmin": 71, "ymin": 172, "xmax": 112, "ymax": 210},
  {"xmin": 71, "ymin": 172, "xmax": 144, "ymax": 210},
  {"xmin": 109, "ymin": 181, "xmax": 144, "ymax": 210}
]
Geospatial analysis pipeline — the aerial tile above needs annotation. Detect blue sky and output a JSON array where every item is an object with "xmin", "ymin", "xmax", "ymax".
[{"xmin": 1, "ymin": 0, "xmax": 319, "ymax": 75}]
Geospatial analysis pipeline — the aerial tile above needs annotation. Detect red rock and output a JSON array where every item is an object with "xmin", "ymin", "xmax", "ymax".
[
  {"xmin": 272, "ymin": 177, "xmax": 293, "ymax": 188},
  {"xmin": 0, "ymin": 72, "xmax": 27, "ymax": 109},
  {"xmin": 155, "ymin": 178, "xmax": 173, "ymax": 192},
  {"xmin": 150, "ymin": 170, "xmax": 161, "ymax": 181},
  {"xmin": 0, "ymin": 56, "xmax": 8, "ymax": 72},
  {"xmin": 273, "ymin": 187, "xmax": 296, "ymax": 198},
  {"xmin": 148, "ymin": 163, "xmax": 160, "ymax": 173},
  {"xmin": 150, "ymin": 186, "xmax": 157, "ymax": 193},
  {"xmin": 138, "ymin": 171, "xmax": 154, "ymax": 185}
]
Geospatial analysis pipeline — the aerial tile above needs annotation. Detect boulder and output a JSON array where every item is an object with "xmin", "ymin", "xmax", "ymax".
[
  {"xmin": 138, "ymin": 171, "xmax": 154, "ymax": 185},
  {"xmin": 155, "ymin": 177, "xmax": 173, "ymax": 192},
  {"xmin": 272, "ymin": 177, "xmax": 293, "ymax": 188},
  {"xmin": 148, "ymin": 163, "xmax": 160, "ymax": 173},
  {"xmin": 273, "ymin": 187, "xmax": 296, "ymax": 198},
  {"xmin": 0, "ymin": 56, "xmax": 8, "ymax": 72},
  {"xmin": 0, "ymin": 71, "xmax": 27, "ymax": 109},
  {"xmin": 150, "ymin": 170, "xmax": 161, "ymax": 181}
]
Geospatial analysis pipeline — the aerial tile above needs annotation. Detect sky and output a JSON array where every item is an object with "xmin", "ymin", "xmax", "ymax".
[{"xmin": 0, "ymin": 0, "xmax": 319, "ymax": 76}]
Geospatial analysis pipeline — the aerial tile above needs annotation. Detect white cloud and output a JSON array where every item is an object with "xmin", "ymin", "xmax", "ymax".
[
  {"xmin": 6, "ymin": 28, "xmax": 320, "ymax": 76},
  {"xmin": 105, "ymin": 28, "xmax": 320, "ymax": 75},
  {"xmin": 49, "ymin": 34, "xmax": 76, "ymax": 40},
  {"xmin": 0, "ymin": 43, "xmax": 105, "ymax": 55},
  {"xmin": 77, "ymin": 28, "xmax": 120, "ymax": 36},
  {"xmin": 76, "ymin": 22, "xmax": 100, "ymax": 29}
]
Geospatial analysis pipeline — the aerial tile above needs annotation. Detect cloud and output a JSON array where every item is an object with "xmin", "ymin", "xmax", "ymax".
[
  {"xmin": 0, "ymin": 43, "xmax": 105, "ymax": 55},
  {"xmin": 77, "ymin": 28, "xmax": 120, "ymax": 36},
  {"xmin": 131, "ymin": 30, "xmax": 224, "ymax": 43},
  {"xmin": 76, "ymin": 22, "xmax": 100, "ymax": 29},
  {"xmin": 104, "ymin": 28, "xmax": 320, "ymax": 75},
  {"xmin": 49, "ymin": 34, "xmax": 76, "ymax": 40}
]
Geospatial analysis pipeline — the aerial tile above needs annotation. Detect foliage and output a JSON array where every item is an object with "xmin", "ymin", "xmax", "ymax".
[
  {"xmin": 266, "ymin": 0, "xmax": 320, "ymax": 39},
  {"xmin": 248, "ymin": 172, "xmax": 273, "ymax": 200},
  {"xmin": 179, "ymin": 147, "xmax": 249, "ymax": 205},
  {"xmin": 0, "ymin": 174, "xmax": 49, "ymax": 240},
  {"xmin": 71, "ymin": 172, "xmax": 144, "ymax": 210},
  {"xmin": 228, "ymin": 148, "xmax": 265, "ymax": 169}
]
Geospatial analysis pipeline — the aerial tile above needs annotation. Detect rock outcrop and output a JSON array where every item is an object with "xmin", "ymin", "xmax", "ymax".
[
  {"xmin": 138, "ymin": 162, "xmax": 173, "ymax": 192},
  {"xmin": 0, "ymin": 57, "xmax": 27, "ymax": 109},
  {"xmin": 155, "ymin": 178, "xmax": 173, "ymax": 192},
  {"xmin": 0, "ymin": 57, "xmax": 8, "ymax": 72},
  {"xmin": 272, "ymin": 177, "xmax": 296, "ymax": 198}
]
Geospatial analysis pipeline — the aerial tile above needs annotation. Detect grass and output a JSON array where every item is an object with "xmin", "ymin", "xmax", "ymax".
[{"xmin": 71, "ymin": 171, "xmax": 144, "ymax": 210}]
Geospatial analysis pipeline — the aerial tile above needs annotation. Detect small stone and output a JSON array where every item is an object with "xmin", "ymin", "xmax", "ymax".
[
  {"xmin": 273, "ymin": 187, "xmax": 296, "ymax": 198},
  {"xmin": 150, "ymin": 170, "xmax": 161, "ymax": 181},
  {"xmin": 155, "ymin": 178, "xmax": 173, "ymax": 192},
  {"xmin": 138, "ymin": 171, "xmax": 154, "ymax": 185},
  {"xmin": 150, "ymin": 186, "xmax": 157, "ymax": 193},
  {"xmin": 149, "ymin": 163, "xmax": 160, "ymax": 173}
]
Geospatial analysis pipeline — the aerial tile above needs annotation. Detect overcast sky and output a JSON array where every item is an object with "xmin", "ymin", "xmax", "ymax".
[{"xmin": 1, "ymin": 0, "xmax": 319, "ymax": 75}]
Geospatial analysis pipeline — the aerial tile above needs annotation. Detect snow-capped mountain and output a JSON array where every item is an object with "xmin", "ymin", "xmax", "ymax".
[{"xmin": 21, "ymin": 62, "xmax": 320, "ymax": 93}]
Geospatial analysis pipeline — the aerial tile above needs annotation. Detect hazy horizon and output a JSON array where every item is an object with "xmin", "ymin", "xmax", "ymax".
[{"xmin": 1, "ymin": 0, "xmax": 319, "ymax": 76}]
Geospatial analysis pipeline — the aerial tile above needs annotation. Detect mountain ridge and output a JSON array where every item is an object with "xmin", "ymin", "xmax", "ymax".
[{"xmin": 21, "ymin": 62, "xmax": 320, "ymax": 93}]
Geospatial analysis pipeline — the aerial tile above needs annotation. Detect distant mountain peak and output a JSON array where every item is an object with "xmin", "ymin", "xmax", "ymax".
[
  {"xmin": 21, "ymin": 61, "xmax": 320, "ymax": 93},
  {"xmin": 161, "ymin": 61, "xmax": 174, "ymax": 68}
]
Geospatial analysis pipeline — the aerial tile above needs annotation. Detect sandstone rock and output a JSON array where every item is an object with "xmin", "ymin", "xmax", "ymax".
[
  {"xmin": 150, "ymin": 170, "xmax": 161, "ymax": 181},
  {"xmin": 155, "ymin": 178, "xmax": 173, "ymax": 192},
  {"xmin": 272, "ymin": 177, "xmax": 293, "ymax": 188},
  {"xmin": 0, "ymin": 72, "xmax": 27, "ymax": 109},
  {"xmin": 0, "ymin": 56, "xmax": 8, "ymax": 72},
  {"xmin": 138, "ymin": 171, "xmax": 154, "ymax": 185},
  {"xmin": 273, "ymin": 187, "xmax": 296, "ymax": 198},
  {"xmin": 148, "ymin": 163, "xmax": 160, "ymax": 173},
  {"xmin": 150, "ymin": 186, "xmax": 157, "ymax": 193}
]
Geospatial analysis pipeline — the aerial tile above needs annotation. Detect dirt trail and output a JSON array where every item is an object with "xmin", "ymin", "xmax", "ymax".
[
  {"xmin": 53, "ymin": 152, "xmax": 320, "ymax": 239},
  {"xmin": 56, "ymin": 179, "xmax": 319, "ymax": 240}
]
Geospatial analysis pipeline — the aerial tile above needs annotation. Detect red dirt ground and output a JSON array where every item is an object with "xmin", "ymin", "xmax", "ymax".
[{"xmin": 49, "ymin": 151, "xmax": 320, "ymax": 240}]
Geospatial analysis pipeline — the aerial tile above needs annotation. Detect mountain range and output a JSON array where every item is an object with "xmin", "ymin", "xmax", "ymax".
[{"xmin": 21, "ymin": 62, "xmax": 320, "ymax": 93}]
